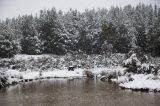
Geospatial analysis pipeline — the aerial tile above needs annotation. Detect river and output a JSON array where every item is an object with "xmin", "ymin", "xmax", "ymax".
[{"xmin": 0, "ymin": 79, "xmax": 160, "ymax": 106}]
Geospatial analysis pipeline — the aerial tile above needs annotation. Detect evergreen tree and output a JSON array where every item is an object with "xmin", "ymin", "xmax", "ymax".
[
  {"xmin": 152, "ymin": 31, "xmax": 160, "ymax": 56},
  {"xmin": 115, "ymin": 24, "xmax": 131, "ymax": 53},
  {"xmin": 20, "ymin": 15, "xmax": 43, "ymax": 54},
  {"xmin": 38, "ymin": 8, "xmax": 67, "ymax": 54},
  {"xmin": 100, "ymin": 22, "xmax": 118, "ymax": 53},
  {"xmin": 0, "ymin": 23, "xmax": 19, "ymax": 58},
  {"xmin": 0, "ymin": 4, "xmax": 160, "ymax": 56}
]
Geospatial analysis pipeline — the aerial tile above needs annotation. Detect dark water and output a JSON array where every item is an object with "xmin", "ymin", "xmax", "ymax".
[{"xmin": 0, "ymin": 79, "xmax": 160, "ymax": 106}]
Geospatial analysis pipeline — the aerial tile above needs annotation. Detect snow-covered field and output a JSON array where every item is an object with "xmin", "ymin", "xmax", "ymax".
[
  {"xmin": 6, "ymin": 69, "xmax": 84, "ymax": 82},
  {"xmin": 5, "ymin": 66, "xmax": 125, "ymax": 82}
]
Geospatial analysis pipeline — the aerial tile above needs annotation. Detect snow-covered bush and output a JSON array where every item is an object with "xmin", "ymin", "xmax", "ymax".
[
  {"xmin": 0, "ymin": 53, "xmax": 125, "ymax": 73},
  {"xmin": 137, "ymin": 63, "xmax": 155, "ymax": 74},
  {"xmin": 0, "ymin": 71, "xmax": 8, "ymax": 88},
  {"xmin": 100, "ymin": 70, "xmax": 108, "ymax": 76},
  {"xmin": 123, "ymin": 50, "xmax": 157, "ymax": 74},
  {"xmin": 98, "ymin": 70, "xmax": 118, "ymax": 81},
  {"xmin": 84, "ymin": 70, "xmax": 94, "ymax": 79},
  {"xmin": 0, "ymin": 34, "xmax": 19, "ymax": 58},
  {"xmin": 123, "ymin": 53, "xmax": 141, "ymax": 73}
]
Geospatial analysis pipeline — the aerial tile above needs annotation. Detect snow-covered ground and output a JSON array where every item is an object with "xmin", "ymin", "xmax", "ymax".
[
  {"xmin": 119, "ymin": 74, "xmax": 160, "ymax": 92},
  {"xmin": 6, "ymin": 69, "xmax": 84, "ymax": 81},
  {"xmin": 5, "ymin": 66, "xmax": 125, "ymax": 80}
]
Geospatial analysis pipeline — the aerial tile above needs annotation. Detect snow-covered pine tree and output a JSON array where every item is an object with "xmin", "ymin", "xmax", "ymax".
[
  {"xmin": 38, "ymin": 8, "xmax": 70, "ymax": 54},
  {"xmin": 20, "ymin": 15, "xmax": 43, "ymax": 54},
  {"xmin": 0, "ymin": 22, "xmax": 19, "ymax": 58}
]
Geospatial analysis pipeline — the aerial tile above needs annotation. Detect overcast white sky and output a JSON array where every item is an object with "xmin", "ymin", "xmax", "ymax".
[{"xmin": 0, "ymin": 0, "xmax": 160, "ymax": 20}]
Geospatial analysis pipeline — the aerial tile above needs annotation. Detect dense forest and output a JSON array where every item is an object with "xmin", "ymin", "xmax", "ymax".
[{"xmin": 0, "ymin": 3, "xmax": 160, "ymax": 58}]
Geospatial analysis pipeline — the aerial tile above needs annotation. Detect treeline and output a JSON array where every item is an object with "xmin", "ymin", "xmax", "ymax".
[{"xmin": 0, "ymin": 3, "xmax": 160, "ymax": 58}]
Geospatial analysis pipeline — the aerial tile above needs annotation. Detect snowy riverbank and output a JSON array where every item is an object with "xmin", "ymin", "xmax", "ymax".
[
  {"xmin": 4, "ymin": 66, "xmax": 125, "ymax": 83},
  {"xmin": 2, "ymin": 67, "xmax": 160, "ymax": 92},
  {"xmin": 1, "ymin": 54, "xmax": 160, "ymax": 92},
  {"xmin": 119, "ymin": 74, "xmax": 160, "ymax": 92}
]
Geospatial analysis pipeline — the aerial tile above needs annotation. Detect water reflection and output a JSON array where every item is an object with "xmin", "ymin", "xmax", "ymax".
[{"xmin": 0, "ymin": 79, "xmax": 160, "ymax": 106}]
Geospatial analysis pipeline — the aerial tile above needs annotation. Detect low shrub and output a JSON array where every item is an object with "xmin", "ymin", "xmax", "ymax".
[{"xmin": 0, "ymin": 71, "xmax": 8, "ymax": 88}]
